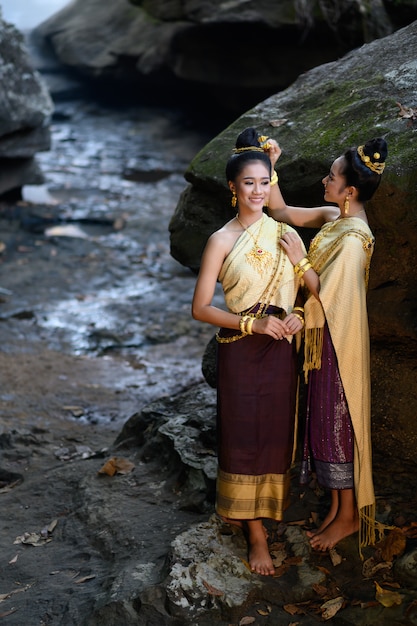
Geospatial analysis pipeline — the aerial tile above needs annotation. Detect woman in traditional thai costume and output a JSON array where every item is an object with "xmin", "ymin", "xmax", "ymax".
[
  {"xmin": 192, "ymin": 128, "xmax": 306, "ymax": 575},
  {"xmin": 267, "ymin": 136, "xmax": 388, "ymax": 553}
]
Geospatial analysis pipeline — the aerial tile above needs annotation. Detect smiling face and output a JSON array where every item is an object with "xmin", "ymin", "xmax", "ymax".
[
  {"xmin": 322, "ymin": 156, "xmax": 349, "ymax": 206},
  {"xmin": 229, "ymin": 161, "xmax": 271, "ymax": 215}
]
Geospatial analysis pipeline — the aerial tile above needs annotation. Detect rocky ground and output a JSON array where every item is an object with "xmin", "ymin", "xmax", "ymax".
[
  {"xmin": 1, "ymin": 97, "xmax": 417, "ymax": 626},
  {"xmin": 0, "ymin": 98, "xmax": 219, "ymax": 624}
]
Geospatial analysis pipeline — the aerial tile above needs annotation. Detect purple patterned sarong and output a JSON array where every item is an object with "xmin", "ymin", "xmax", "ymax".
[{"xmin": 300, "ymin": 323, "xmax": 354, "ymax": 490}]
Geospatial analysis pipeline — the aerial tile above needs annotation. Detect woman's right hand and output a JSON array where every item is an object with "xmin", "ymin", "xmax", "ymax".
[
  {"xmin": 264, "ymin": 138, "xmax": 281, "ymax": 169},
  {"xmin": 252, "ymin": 315, "xmax": 290, "ymax": 340}
]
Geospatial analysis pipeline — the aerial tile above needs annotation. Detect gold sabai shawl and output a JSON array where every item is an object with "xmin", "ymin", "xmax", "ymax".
[
  {"xmin": 304, "ymin": 217, "xmax": 377, "ymax": 549},
  {"xmin": 219, "ymin": 214, "xmax": 305, "ymax": 322}
]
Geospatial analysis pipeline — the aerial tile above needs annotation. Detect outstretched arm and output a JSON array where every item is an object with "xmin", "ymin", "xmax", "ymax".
[{"xmin": 263, "ymin": 139, "xmax": 340, "ymax": 228}]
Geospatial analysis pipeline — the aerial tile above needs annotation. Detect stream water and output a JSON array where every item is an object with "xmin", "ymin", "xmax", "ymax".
[{"xmin": 0, "ymin": 95, "xmax": 225, "ymax": 429}]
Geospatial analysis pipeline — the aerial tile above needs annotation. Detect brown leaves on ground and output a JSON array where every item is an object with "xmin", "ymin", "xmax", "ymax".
[
  {"xmin": 374, "ymin": 581, "xmax": 403, "ymax": 607},
  {"xmin": 202, "ymin": 579, "xmax": 224, "ymax": 596},
  {"xmin": 98, "ymin": 457, "xmax": 135, "ymax": 476},
  {"xmin": 14, "ymin": 519, "xmax": 58, "ymax": 547},
  {"xmin": 396, "ymin": 101, "xmax": 417, "ymax": 121}
]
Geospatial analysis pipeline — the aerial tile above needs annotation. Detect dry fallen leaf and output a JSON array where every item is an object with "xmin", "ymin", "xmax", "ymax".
[
  {"xmin": 283, "ymin": 603, "xmax": 308, "ymax": 616},
  {"xmin": 272, "ymin": 563, "xmax": 290, "ymax": 577},
  {"xmin": 269, "ymin": 119, "xmax": 288, "ymax": 127},
  {"xmin": 257, "ymin": 605, "xmax": 272, "ymax": 616},
  {"xmin": 240, "ymin": 558, "xmax": 252, "ymax": 572},
  {"xmin": 239, "ymin": 617, "xmax": 256, "ymax": 625},
  {"xmin": 396, "ymin": 102, "xmax": 417, "ymax": 120},
  {"xmin": 0, "ymin": 608, "xmax": 18, "ymax": 618},
  {"xmin": 0, "ymin": 583, "xmax": 33, "ymax": 603},
  {"xmin": 312, "ymin": 583, "xmax": 328, "ymax": 597},
  {"xmin": 8, "ymin": 554, "xmax": 18, "ymax": 565},
  {"xmin": 271, "ymin": 545, "xmax": 287, "ymax": 567},
  {"xmin": 74, "ymin": 574, "xmax": 96, "ymax": 584},
  {"xmin": 374, "ymin": 581, "xmax": 403, "ymax": 607},
  {"xmin": 202, "ymin": 579, "xmax": 224, "ymax": 596},
  {"xmin": 321, "ymin": 596, "xmax": 344, "ymax": 620},
  {"xmin": 98, "ymin": 457, "xmax": 135, "ymax": 476},
  {"xmin": 329, "ymin": 547, "xmax": 342, "ymax": 566},
  {"xmin": 362, "ymin": 556, "xmax": 391, "ymax": 578},
  {"xmin": 378, "ymin": 528, "xmax": 407, "ymax": 561}
]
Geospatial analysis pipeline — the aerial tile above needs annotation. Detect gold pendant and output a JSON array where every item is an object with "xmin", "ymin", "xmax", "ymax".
[{"xmin": 245, "ymin": 245, "xmax": 273, "ymax": 275}]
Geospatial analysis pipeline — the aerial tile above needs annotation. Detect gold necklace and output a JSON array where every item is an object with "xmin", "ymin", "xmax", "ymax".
[{"xmin": 235, "ymin": 214, "xmax": 274, "ymax": 275}]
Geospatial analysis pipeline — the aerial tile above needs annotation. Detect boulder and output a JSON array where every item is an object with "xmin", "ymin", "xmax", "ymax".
[
  {"xmin": 33, "ymin": 0, "xmax": 417, "ymax": 113},
  {"xmin": 169, "ymin": 20, "xmax": 417, "ymax": 469},
  {"xmin": 0, "ymin": 18, "xmax": 53, "ymax": 194}
]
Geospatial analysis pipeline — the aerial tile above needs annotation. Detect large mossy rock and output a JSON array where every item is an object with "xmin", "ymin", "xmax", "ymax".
[{"xmin": 169, "ymin": 20, "xmax": 417, "ymax": 471}]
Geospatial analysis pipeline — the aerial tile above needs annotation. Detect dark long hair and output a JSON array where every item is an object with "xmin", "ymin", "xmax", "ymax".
[{"xmin": 342, "ymin": 137, "xmax": 388, "ymax": 202}]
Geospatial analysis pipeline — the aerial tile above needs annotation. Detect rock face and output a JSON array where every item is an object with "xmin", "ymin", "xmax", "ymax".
[
  {"xmin": 169, "ymin": 20, "xmax": 417, "ymax": 470},
  {"xmin": 34, "ymin": 0, "xmax": 417, "ymax": 113},
  {"xmin": 0, "ymin": 18, "xmax": 53, "ymax": 195}
]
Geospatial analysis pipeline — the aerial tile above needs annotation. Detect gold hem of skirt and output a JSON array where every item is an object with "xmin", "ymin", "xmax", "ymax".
[{"xmin": 216, "ymin": 468, "xmax": 291, "ymax": 520}]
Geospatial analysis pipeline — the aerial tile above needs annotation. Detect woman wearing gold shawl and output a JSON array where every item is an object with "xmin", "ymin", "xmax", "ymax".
[
  {"xmin": 268, "ymin": 136, "xmax": 388, "ymax": 553},
  {"xmin": 192, "ymin": 128, "xmax": 305, "ymax": 575}
]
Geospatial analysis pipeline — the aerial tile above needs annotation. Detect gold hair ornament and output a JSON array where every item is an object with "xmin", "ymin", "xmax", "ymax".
[
  {"xmin": 233, "ymin": 146, "xmax": 264, "ymax": 154},
  {"xmin": 357, "ymin": 145, "xmax": 385, "ymax": 174},
  {"xmin": 258, "ymin": 135, "xmax": 271, "ymax": 149}
]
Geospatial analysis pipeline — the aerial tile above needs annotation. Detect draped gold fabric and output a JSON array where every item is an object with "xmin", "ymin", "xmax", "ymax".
[
  {"xmin": 219, "ymin": 214, "xmax": 304, "ymax": 316},
  {"xmin": 304, "ymin": 217, "xmax": 376, "ymax": 548}
]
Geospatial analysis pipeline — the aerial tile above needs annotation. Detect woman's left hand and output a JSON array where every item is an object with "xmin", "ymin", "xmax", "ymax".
[
  {"xmin": 279, "ymin": 231, "xmax": 306, "ymax": 265},
  {"xmin": 283, "ymin": 313, "xmax": 304, "ymax": 334}
]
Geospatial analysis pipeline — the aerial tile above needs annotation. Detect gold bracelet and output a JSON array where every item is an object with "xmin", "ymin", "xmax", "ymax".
[
  {"xmin": 239, "ymin": 315, "xmax": 250, "ymax": 334},
  {"xmin": 270, "ymin": 171, "xmax": 278, "ymax": 186},
  {"xmin": 295, "ymin": 263, "xmax": 312, "ymax": 278},
  {"xmin": 292, "ymin": 306, "xmax": 304, "ymax": 314},
  {"xmin": 246, "ymin": 317, "xmax": 255, "ymax": 335},
  {"xmin": 292, "ymin": 313, "xmax": 305, "ymax": 326},
  {"xmin": 294, "ymin": 257, "xmax": 310, "ymax": 271}
]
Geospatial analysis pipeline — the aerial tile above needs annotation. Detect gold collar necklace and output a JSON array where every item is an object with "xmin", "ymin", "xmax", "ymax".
[{"xmin": 235, "ymin": 214, "xmax": 273, "ymax": 275}]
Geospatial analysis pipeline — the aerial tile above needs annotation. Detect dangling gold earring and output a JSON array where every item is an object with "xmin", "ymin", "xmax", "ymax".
[
  {"xmin": 231, "ymin": 191, "xmax": 237, "ymax": 208},
  {"xmin": 344, "ymin": 195, "xmax": 350, "ymax": 214}
]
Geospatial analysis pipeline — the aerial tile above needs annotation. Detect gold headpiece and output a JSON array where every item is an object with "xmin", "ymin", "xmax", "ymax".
[
  {"xmin": 258, "ymin": 135, "xmax": 271, "ymax": 149},
  {"xmin": 233, "ymin": 146, "xmax": 264, "ymax": 154},
  {"xmin": 357, "ymin": 145, "xmax": 385, "ymax": 174}
]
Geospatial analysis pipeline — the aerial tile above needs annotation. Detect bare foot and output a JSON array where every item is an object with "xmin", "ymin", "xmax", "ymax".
[
  {"xmin": 309, "ymin": 515, "xmax": 359, "ymax": 551},
  {"xmin": 248, "ymin": 536, "xmax": 275, "ymax": 576},
  {"xmin": 306, "ymin": 509, "xmax": 337, "ymax": 538}
]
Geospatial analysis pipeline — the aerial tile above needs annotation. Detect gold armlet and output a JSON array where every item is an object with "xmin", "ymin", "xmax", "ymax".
[{"xmin": 270, "ymin": 171, "xmax": 278, "ymax": 186}]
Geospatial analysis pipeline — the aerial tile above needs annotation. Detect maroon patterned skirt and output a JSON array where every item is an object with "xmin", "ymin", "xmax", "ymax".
[
  {"xmin": 216, "ymin": 309, "xmax": 297, "ymax": 477},
  {"xmin": 300, "ymin": 323, "xmax": 354, "ymax": 490}
]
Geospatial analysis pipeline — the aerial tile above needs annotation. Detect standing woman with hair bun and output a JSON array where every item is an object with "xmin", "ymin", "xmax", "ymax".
[
  {"xmin": 192, "ymin": 128, "xmax": 306, "ymax": 576},
  {"xmin": 266, "ymin": 137, "xmax": 388, "ymax": 553}
]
